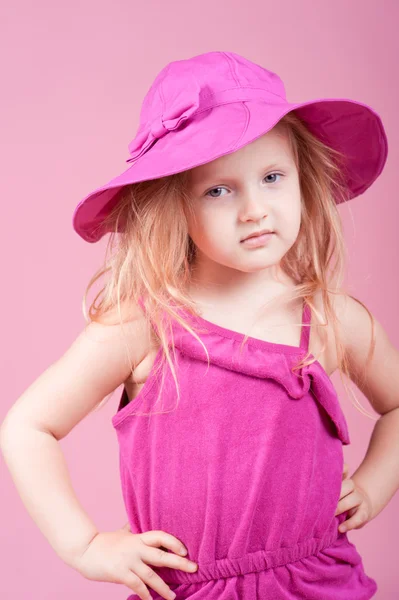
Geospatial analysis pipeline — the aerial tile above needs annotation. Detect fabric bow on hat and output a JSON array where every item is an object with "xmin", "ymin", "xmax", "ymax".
[{"xmin": 126, "ymin": 73, "xmax": 201, "ymax": 164}]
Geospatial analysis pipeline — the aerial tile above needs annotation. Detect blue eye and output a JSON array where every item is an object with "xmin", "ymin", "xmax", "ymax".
[
  {"xmin": 205, "ymin": 173, "xmax": 283, "ymax": 198},
  {"xmin": 264, "ymin": 173, "xmax": 282, "ymax": 184}
]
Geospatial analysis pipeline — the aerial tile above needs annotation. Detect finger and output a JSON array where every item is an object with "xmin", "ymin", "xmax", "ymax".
[
  {"xmin": 347, "ymin": 506, "xmax": 358, "ymax": 518},
  {"xmin": 337, "ymin": 478, "xmax": 355, "ymax": 504},
  {"xmin": 139, "ymin": 530, "xmax": 188, "ymax": 557},
  {"xmin": 335, "ymin": 490, "xmax": 361, "ymax": 516},
  {"xmin": 338, "ymin": 506, "xmax": 369, "ymax": 533},
  {"xmin": 131, "ymin": 556, "xmax": 179, "ymax": 600},
  {"xmin": 141, "ymin": 544, "xmax": 198, "ymax": 574},
  {"xmin": 123, "ymin": 569, "xmax": 152, "ymax": 600}
]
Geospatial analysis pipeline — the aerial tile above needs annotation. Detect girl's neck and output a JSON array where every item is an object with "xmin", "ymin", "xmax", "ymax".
[
  {"xmin": 187, "ymin": 280, "xmax": 300, "ymax": 321},
  {"xmin": 188, "ymin": 268, "xmax": 298, "ymax": 314}
]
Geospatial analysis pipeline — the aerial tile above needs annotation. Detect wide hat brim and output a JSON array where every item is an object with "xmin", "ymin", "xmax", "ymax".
[{"xmin": 72, "ymin": 96, "xmax": 388, "ymax": 243}]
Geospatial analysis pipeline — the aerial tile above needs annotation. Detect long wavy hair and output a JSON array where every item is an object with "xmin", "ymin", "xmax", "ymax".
[{"xmin": 82, "ymin": 111, "xmax": 377, "ymax": 419}]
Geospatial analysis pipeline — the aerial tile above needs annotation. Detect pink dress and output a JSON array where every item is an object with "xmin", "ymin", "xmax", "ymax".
[{"xmin": 112, "ymin": 298, "xmax": 377, "ymax": 599}]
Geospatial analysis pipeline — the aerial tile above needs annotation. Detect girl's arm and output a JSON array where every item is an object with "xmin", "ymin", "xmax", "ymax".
[
  {"xmin": 0, "ymin": 421, "xmax": 99, "ymax": 567},
  {"xmin": 0, "ymin": 307, "xmax": 147, "ymax": 568},
  {"xmin": 336, "ymin": 294, "xmax": 399, "ymax": 522}
]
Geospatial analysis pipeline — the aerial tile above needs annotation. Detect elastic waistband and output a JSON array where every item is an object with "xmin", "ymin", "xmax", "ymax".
[{"xmin": 158, "ymin": 528, "xmax": 342, "ymax": 584}]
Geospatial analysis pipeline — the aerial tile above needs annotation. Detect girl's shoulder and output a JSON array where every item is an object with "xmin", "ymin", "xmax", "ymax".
[
  {"xmin": 96, "ymin": 298, "xmax": 145, "ymax": 326},
  {"xmin": 330, "ymin": 291, "xmax": 399, "ymax": 415},
  {"xmin": 309, "ymin": 290, "xmax": 373, "ymax": 378},
  {"xmin": 99, "ymin": 299, "xmax": 157, "ymax": 387},
  {"xmin": 96, "ymin": 297, "xmax": 154, "ymax": 370},
  {"xmin": 1, "ymin": 299, "xmax": 151, "ymax": 439}
]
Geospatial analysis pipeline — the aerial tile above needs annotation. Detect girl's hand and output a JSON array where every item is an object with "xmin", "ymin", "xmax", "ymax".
[
  {"xmin": 72, "ymin": 524, "xmax": 198, "ymax": 600},
  {"xmin": 334, "ymin": 463, "xmax": 374, "ymax": 533}
]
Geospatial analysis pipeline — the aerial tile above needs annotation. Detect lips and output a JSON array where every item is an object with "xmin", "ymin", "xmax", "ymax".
[{"xmin": 241, "ymin": 230, "xmax": 274, "ymax": 242}]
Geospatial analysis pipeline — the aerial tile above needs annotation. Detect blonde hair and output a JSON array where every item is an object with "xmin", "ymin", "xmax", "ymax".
[{"xmin": 82, "ymin": 111, "xmax": 377, "ymax": 420}]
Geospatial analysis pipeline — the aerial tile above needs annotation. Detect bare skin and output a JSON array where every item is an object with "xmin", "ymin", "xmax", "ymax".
[{"xmin": 123, "ymin": 288, "xmax": 339, "ymax": 404}]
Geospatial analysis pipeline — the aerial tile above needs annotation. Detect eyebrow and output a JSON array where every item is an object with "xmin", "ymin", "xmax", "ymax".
[{"xmin": 191, "ymin": 162, "xmax": 288, "ymax": 187}]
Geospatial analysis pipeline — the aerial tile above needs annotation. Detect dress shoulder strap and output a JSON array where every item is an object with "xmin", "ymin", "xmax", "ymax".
[{"xmin": 299, "ymin": 301, "xmax": 311, "ymax": 352}]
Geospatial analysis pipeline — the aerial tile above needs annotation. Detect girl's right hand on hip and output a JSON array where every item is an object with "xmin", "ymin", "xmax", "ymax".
[{"xmin": 72, "ymin": 525, "xmax": 198, "ymax": 600}]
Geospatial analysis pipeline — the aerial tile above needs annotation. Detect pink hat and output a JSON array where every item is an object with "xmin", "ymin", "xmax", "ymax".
[{"xmin": 72, "ymin": 50, "xmax": 388, "ymax": 243}]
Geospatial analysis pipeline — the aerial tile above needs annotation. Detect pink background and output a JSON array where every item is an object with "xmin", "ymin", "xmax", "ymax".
[{"xmin": 1, "ymin": 0, "xmax": 398, "ymax": 598}]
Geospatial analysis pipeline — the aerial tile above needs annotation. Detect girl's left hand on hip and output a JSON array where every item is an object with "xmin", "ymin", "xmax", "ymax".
[{"xmin": 334, "ymin": 462, "xmax": 374, "ymax": 533}]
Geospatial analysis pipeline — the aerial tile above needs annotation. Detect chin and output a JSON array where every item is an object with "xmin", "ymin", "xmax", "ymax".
[{"xmin": 233, "ymin": 260, "xmax": 278, "ymax": 274}]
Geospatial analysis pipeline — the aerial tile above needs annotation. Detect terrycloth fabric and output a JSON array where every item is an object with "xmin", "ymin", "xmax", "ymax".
[{"xmin": 112, "ymin": 298, "xmax": 377, "ymax": 599}]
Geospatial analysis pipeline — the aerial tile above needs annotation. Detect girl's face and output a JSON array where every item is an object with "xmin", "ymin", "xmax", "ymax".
[{"xmin": 185, "ymin": 127, "xmax": 302, "ymax": 279}]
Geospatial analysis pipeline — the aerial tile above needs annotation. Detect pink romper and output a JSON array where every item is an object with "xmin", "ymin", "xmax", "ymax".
[{"xmin": 112, "ymin": 298, "xmax": 377, "ymax": 599}]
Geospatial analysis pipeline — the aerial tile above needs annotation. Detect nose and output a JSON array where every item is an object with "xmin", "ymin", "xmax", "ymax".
[{"xmin": 238, "ymin": 192, "xmax": 268, "ymax": 222}]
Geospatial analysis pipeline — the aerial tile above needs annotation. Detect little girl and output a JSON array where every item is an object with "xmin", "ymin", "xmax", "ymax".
[{"xmin": 1, "ymin": 50, "xmax": 398, "ymax": 600}]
